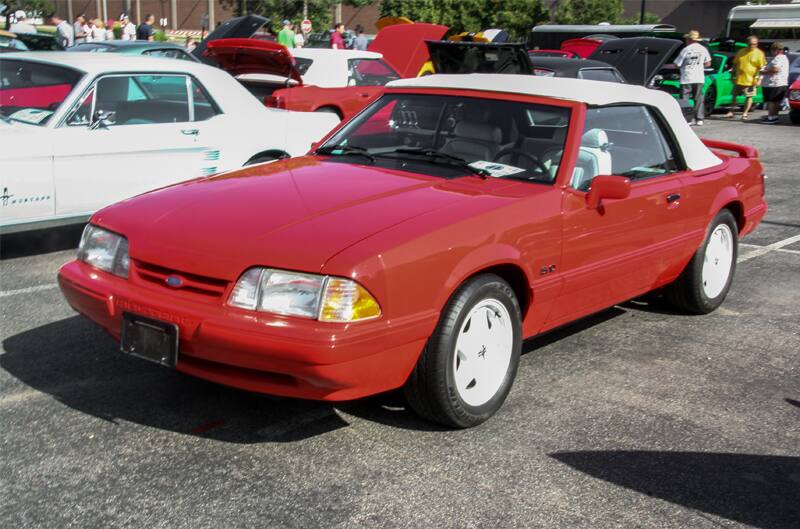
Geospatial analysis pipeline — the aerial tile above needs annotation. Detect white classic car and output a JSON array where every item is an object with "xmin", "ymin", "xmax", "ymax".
[{"xmin": 0, "ymin": 53, "xmax": 339, "ymax": 233}]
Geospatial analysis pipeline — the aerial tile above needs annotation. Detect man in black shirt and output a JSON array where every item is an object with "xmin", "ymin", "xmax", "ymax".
[{"xmin": 136, "ymin": 14, "xmax": 155, "ymax": 41}]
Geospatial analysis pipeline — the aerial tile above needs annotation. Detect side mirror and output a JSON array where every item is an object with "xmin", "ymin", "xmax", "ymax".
[
  {"xmin": 586, "ymin": 175, "xmax": 631, "ymax": 210},
  {"xmin": 90, "ymin": 110, "xmax": 116, "ymax": 130}
]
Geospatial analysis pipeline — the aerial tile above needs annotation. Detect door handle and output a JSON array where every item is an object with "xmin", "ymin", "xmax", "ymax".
[
  {"xmin": 358, "ymin": 92, "xmax": 371, "ymax": 98},
  {"xmin": 181, "ymin": 128, "xmax": 199, "ymax": 136},
  {"xmin": 666, "ymin": 193, "xmax": 681, "ymax": 203}
]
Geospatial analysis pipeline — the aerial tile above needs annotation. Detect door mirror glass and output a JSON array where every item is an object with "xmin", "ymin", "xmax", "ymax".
[{"xmin": 586, "ymin": 175, "xmax": 631, "ymax": 209}]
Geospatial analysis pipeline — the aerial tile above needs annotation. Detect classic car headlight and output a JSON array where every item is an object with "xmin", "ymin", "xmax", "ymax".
[
  {"xmin": 790, "ymin": 90, "xmax": 800, "ymax": 102},
  {"xmin": 228, "ymin": 268, "xmax": 381, "ymax": 322},
  {"xmin": 77, "ymin": 224, "xmax": 129, "ymax": 278}
]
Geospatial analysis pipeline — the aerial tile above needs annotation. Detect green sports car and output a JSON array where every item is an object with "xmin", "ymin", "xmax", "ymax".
[{"xmin": 658, "ymin": 51, "xmax": 763, "ymax": 114}]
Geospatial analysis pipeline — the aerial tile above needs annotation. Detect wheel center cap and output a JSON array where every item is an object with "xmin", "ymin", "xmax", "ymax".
[{"xmin": 478, "ymin": 345, "xmax": 487, "ymax": 359}]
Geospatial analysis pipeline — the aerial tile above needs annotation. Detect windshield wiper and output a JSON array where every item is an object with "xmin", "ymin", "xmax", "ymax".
[
  {"xmin": 314, "ymin": 144, "xmax": 375, "ymax": 163},
  {"xmin": 384, "ymin": 148, "xmax": 490, "ymax": 178}
]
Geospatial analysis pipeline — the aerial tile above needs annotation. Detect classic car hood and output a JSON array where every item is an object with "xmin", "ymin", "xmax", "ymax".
[
  {"xmin": 94, "ymin": 158, "xmax": 476, "ymax": 280},
  {"xmin": 426, "ymin": 41, "xmax": 533, "ymax": 75},
  {"xmin": 202, "ymin": 38, "xmax": 303, "ymax": 85},
  {"xmin": 192, "ymin": 14, "xmax": 268, "ymax": 64},
  {"xmin": 588, "ymin": 37, "xmax": 680, "ymax": 86},
  {"xmin": 368, "ymin": 23, "xmax": 449, "ymax": 78}
]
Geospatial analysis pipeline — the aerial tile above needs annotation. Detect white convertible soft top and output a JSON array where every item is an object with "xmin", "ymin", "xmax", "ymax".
[{"xmin": 388, "ymin": 74, "xmax": 722, "ymax": 171}]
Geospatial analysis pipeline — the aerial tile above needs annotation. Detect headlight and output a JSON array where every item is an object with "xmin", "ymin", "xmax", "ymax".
[
  {"xmin": 77, "ymin": 224, "xmax": 129, "ymax": 278},
  {"xmin": 790, "ymin": 90, "xmax": 800, "ymax": 101},
  {"xmin": 228, "ymin": 268, "xmax": 381, "ymax": 322}
]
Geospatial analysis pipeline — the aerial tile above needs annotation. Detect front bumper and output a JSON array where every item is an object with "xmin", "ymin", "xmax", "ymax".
[{"xmin": 58, "ymin": 260, "xmax": 433, "ymax": 401}]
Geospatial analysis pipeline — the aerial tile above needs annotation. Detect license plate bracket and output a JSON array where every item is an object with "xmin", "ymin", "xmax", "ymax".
[{"xmin": 120, "ymin": 312, "xmax": 178, "ymax": 367}]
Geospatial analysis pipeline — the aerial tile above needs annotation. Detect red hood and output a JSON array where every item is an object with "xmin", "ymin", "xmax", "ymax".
[
  {"xmin": 368, "ymin": 23, "xmax": 448, "ymax": 78},
  {"xmin": 93, "ymin": 158, "xmax": 479, "ymax": 279},
  {"xmin": 203, "ymin": 38, "xmax": 303, "ymax": 85}
]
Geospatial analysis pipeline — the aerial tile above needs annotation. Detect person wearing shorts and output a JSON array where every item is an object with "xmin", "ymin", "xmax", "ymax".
[
  {"xmin": 725, "ymin": 36, "xmax": 766, "ymax": 120},
  {"xmin": 760, "ymin": 42, "xmax": 789, "ymax": 124}
]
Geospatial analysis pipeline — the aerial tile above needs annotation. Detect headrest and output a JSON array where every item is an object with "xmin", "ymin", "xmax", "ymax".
[
  {"xmin": 581, "ymin": 128, "xmax": 609, "ymax": 149},
  {"xmin": 454, "ymin": 121, "xmax": 502, "ymax": 144}
]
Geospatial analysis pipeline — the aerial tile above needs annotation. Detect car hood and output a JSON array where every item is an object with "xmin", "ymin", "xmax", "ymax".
[
  {"xmin": 368, "ymin": 23, "xmax": 449, "ymax": 78},
  {"xmin": 588, "ymin": 37, "xmax": 680, "ymax": 85},
  {"xmin": 93, "ymin": 158, "xmax": 481, "ymax": 279},
  {"xmin": 426, "ymin": 41, "xmax": 533, "ymax": 74},
  {"xmin": 202, "ymin": 38, "xmax": 303, "ymax": 85},
  {"xmin": 192, "ymin": 14, "xmax": 268, "ymax": 64}
]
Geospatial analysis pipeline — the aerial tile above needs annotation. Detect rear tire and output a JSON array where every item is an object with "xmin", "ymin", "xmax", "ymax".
[
  {"xmin": 791, "ymin": 110, "xmax": 800, "ymax": 125},
  {"xmin": 404, "ymin": 274, "xmax": 522, "ymax": 428},
  {"xmin": 704, "ymin": 85, "xmax": 717, "ymax": 114},
  {"xmin": 665, "ymin": 209, "xmax": 738, "ymax": 314}
]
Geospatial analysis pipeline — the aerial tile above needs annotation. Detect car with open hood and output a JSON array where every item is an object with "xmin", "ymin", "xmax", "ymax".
[
  {"xmin": 202, "ymin": 21, "xmax": 447, "ymax": 120},
  {"xmin": 0, "ymin": 52, "xmax": 338, "ymax": 234},
  {"xmin": 58, "ymin": 73, "xmax": 767, "ymax": 428}
]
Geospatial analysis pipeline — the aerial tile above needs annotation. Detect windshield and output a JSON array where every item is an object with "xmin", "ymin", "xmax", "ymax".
[
  {"xmin": 0, "ymin": 59, "xmax": 84, "ymax": 126},
  {"xmin": 318, "ymin": 93, "xmax": 571, "ymax": 182}
]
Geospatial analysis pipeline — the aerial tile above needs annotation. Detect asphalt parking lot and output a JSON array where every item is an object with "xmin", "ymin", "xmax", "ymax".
[{"xmin": 1, "ymin": 109, "xmax": 798, "ymax": 529}]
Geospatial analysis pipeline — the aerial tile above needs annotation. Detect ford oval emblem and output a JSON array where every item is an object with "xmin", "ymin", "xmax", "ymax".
[{"xmin": 165, "ymin": 275, "xmax": 184, "ymax": 288}]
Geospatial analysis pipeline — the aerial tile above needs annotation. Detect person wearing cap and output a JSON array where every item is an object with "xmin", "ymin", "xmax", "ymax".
[
  {"xmin": 277, "ymin": 19, "xmax": 295, "ymax": 49},
  {"xmin": 673, "ymin": 30, "xmax": 711, "ymax": 126},
  {"xmin": 725, "ymin": 35, "xmax": 766, "ymax": 120},
  {"xmin": 120, "ymin": 14, "xmax": 136, "ymax": 41},
  {"xmin": 9, "ymin": 10, "xmax": 36, "ymax": 34}
]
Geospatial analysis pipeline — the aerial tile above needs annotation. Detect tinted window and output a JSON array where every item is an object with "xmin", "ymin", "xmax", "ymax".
[
  {"xmin": 66, "ymin": 74, "xmax": 191, "ymax": 127},
  {"xmin": 568, "ymin": 105, "xmax": 680, "ymax": 190},
  {"xmin": 295, "ymin": 57, "xmax": 313, "ymax": 76},
  {"xmin": 319, "ymin": 94, "xmax": 571, "ymax": 183},
  {"xmin": 578, "ymin": 68, "xmax": 623, "ymax": 83},
  {"xmin": 191, "ymin": 79, "xmax": 220, "ymax": 121},
  {"xmin": 142, "ymin": 48, "xmax": 195, "ymax": 61},
  {"xmin": 347, "ymin": 59, "xmax": 400, "ymax": 86},
  {"xmin": 0, "ymin": 59, "xmax": 83, "ymax": 125}
]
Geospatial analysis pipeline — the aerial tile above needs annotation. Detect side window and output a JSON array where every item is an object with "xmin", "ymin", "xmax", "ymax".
[
  {"xmin": 65, "ymin": 74, "xmax": 191, "ymax": 127},
  {"xmin": 191, "ymin": 79, "xmax": 221, "ymax": 121},
  {"xmin": 578, "ymin": 68, "xmax": 624, "ymax": 83},
  {"xmin": 570, "ymin": 105, "xmax": 681, "ymax": 191},
  {"xmin": 143, "ymin": 48, "xmax": 194, "ymax": 61},
  {"xmin": 347, "ymin": 59, "xmax": 400, "ymax": 86}
]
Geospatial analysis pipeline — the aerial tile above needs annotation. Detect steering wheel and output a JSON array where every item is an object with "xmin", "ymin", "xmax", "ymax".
[{"xmin": 493, "ymin": 148, "xmax": 548, "ymax": 175}]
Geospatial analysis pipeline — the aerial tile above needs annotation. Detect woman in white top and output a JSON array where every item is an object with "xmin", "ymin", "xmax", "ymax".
[
  {"xmin": 90, "ymin": 19, "xmax": 106, "ymax": 41},
  {"xmin": 120, "ymin": 15, "xmax": 136, "ymax": 41},
  {"xmin": 761, "ymin": 42, "xmax": 790, "ymax": 124}
]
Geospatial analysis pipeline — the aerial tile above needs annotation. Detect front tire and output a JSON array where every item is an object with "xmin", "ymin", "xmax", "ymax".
[
  {"xmin": 404, "ymin": 274, "xmax": 522, "ymax": 428},
  {"xmin": 665, "ymin": 209, "xmax": 738, "ymax": 314}
]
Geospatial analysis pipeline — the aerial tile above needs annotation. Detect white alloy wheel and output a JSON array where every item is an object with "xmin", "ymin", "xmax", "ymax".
[
  {"xmin": 453, "ymin": 298, "xmax": 514, "ymax": 407},
  {"xmin": 702, "ymin": 223, "xmax": 734, "ymax": 299}
]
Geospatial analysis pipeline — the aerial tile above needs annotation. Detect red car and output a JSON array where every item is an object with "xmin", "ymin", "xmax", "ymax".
[
  {"xmin": 789, "ymin": 78, "xmax": 800, "ymax": 124},
  {"xmin": 205, "ymin": 23, "xmax": 447, "ymax": 121},
  {"xmin": 59, "ymin": 75, "xmax": 767, "ymax": 428}
]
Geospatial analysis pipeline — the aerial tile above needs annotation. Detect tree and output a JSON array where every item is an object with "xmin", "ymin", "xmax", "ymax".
[
  {"xmin": 379, "ymin": 0, "xmax": 549, "ymax": 41},
  {"xmin": 218, "ymin": 0, "xmax": 371, "ymax": 34},
  {"xmin": 554, "ymin": 0, "xmax": 625, "ymax": 25}
]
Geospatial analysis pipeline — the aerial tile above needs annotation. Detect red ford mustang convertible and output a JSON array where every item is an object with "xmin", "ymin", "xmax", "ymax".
[{"xmin": 59, "ymin": 74, "xmax": 767, "ymax": 428}]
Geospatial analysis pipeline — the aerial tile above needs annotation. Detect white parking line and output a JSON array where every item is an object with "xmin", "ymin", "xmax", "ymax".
[
  {"xmin": 738, "ymin": 233, "xmax": 800, "ymax": 263},
  {"xmin": 0, "ymin": 283, "xmax": 59, "ymax": 298}
]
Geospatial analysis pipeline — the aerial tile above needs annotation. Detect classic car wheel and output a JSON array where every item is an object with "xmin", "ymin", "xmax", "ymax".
[
  {"xmin": 666, "ymin": 209, "xmax": 738, "ymax": 314},
  {"xmin": 404, "ymin": 274, "xmax": 522, "ymax": 428},
  {"xmin": 316, "ymin": 106, "xmax": 343, "ymax": 120}
]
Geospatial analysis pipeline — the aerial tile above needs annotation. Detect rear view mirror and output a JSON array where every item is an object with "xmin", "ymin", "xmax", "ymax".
[{"xmin": 586, "ymin": 175, "xmax": 631, "ymax": 209}]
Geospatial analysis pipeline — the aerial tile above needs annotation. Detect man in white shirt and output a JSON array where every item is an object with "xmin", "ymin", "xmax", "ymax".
[
  {"xmin": 120, "ymin": 14, "xmax": 136, "ymax": 41},
  {"xmin": 9, "ymin": 10, "xmax": 37, "ymax": 34},
  {"xmin": 673, "ymin": 30, "xmax": 712, "ymax": 125},
  {"xmin": 51, "ymin": 14, "xmax": 74, "ymax": 47}
]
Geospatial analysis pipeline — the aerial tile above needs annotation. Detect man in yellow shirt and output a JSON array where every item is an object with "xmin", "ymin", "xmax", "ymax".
[{"xmin": 724, "ymin": 35, "xmax": 766, "ymax": 120}]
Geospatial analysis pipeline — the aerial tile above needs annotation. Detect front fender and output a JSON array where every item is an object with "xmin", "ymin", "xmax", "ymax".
[{"xmin": 435, "ymin": 243, "xmax": 533, "ymax": 314}]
